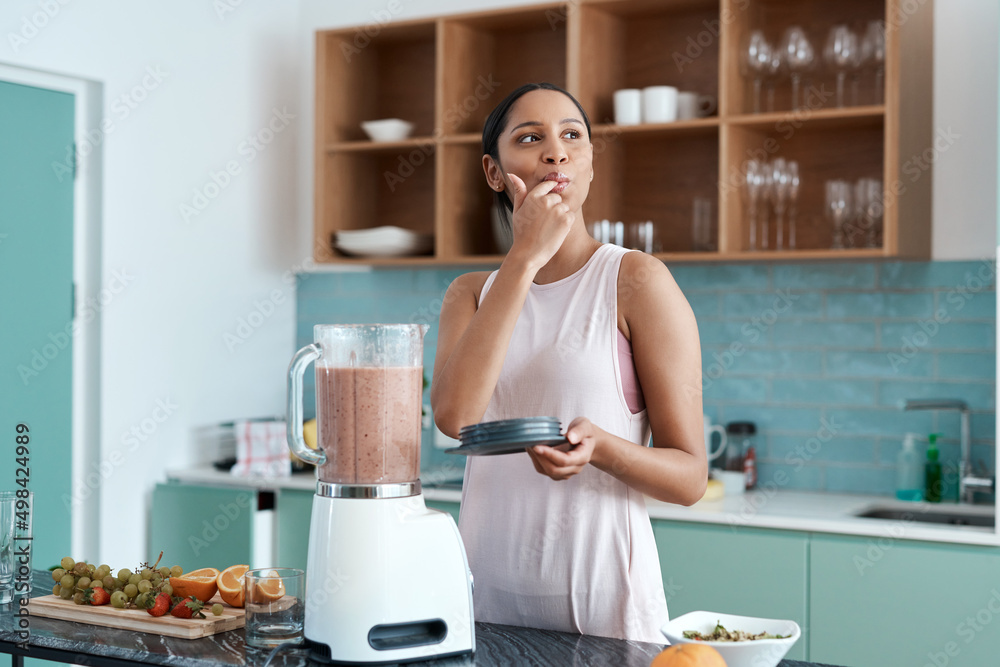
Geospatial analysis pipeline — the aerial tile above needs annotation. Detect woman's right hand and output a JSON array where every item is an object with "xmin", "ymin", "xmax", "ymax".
[{"xmin": 506, "ymin": 172, "xmax": 575, "ymax": 271}]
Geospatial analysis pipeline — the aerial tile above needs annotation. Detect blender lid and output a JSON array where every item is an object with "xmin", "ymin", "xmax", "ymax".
[{"xmin": 446, "ymin": 436, "xmax": 568, "ymax": 456}]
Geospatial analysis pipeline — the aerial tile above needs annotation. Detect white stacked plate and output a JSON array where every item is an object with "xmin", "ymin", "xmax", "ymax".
[
  {"xmin": 335, "ymin": 226, "xmax": 434, "ymax": 258},
  {"xmin": 445, "ymin": 417, "xmax": 567, "ymax": 456}
]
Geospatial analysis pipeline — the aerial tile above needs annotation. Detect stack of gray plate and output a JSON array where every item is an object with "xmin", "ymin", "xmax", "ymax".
[{"xmin": 445, "ymin": 417, "xmax": 567, "ymax": 456}]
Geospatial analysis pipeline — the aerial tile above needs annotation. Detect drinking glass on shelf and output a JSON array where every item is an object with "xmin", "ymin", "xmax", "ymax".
[
  {"xmin": 743, "ymin": 30, "xmax": 772, "ymax": 114},
  {"xmin": 765, "ymin": 44, "xmax": 785, "ymax": 112},
  {"xmin": 824, "ymin": 25, "xmax": 858, "ymax": 108},
  {"xmin": 826, "ymin": 180, "xmax": 853, "ymax": 249},
  {"xmin": 771, "ymin": 158, "xmax": 790, "ymax": 251},
  {"xmin": 787, "ymin": 161, "xmax": 800, "ymax": 250},
  {"xmin": 864, "ymin": 21, "xmax": 887, "ymax": 105},
  {"xmin": 744, "ymin": 160, "xmax": 764, "ymax": 250},
  {"xmin": 691, "ymin": 198, "xmax": 713, "ymax": 251},
  {"xmin": 861, "ymin": 178, "xmax": 884, "ymax": 248},
  {"xmin": 759, "ymin": 164, "xmax": 774, "ymax": 250},
  {"xmin": 781, "ymin": 26, "xmax": 816, "ymax": 111}
]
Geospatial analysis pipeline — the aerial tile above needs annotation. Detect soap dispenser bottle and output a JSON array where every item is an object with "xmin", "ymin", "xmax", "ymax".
[
  {"xmin": 895, "ymin": 433, "xmax": 923, "ymax": 501},
  {"xmin": 924, "ymin": 433, "xmax": 943, "ymax": 503}
]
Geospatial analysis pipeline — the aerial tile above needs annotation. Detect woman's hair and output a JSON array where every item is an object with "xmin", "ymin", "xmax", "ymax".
[{"xmin": 482, "ymin": 82, "xmax": 592, "ymax": 232}]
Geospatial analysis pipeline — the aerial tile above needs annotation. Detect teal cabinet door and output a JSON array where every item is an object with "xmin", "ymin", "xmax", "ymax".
[
  {"xmin": 810, "ymin": 534, "xmax": 1000, "ymax": 667},
  {"xmin": 426, "ymin": 499, "xmax": 460, "ymax": 524},
  {"xmin": 277, "ymin": 489, "xmax": 314, "ymax": 573},
  {"xmin": 652, "ymin": 520, "xmax": 809, "ymax": 660},
  {"xmin": 149, "ymin": 483, "xmax": 255, "ymax": 571}
]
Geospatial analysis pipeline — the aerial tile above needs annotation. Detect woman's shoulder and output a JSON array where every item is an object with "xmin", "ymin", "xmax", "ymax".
[
  {"xmin": 447, "ymin": 270, "xmax": 494, "ymax": 308},
  {"xmin": 617, "ymin": 249, "xmax": 677, "ymax": 297}
]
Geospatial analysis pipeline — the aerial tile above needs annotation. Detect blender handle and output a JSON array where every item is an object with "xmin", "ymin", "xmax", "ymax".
[{"xmin": 287, "ymin": 343, "xmax": 326, "ymax": 466}]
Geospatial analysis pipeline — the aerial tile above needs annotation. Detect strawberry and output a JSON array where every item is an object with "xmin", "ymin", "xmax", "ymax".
[
  {"xmin": 170, "ymin": 596, "xmax": 205, "ymax": 620},
  {"xmin": 146, "ymin": 592, "xmax": 172, "ymax": 617},
  {"xmin": 84, "ymin": 587, "xmax": 110, "ymax": 606}
]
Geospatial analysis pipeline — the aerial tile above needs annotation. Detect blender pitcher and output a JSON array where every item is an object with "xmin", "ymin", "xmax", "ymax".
[{"xmin": 287, "ymin": 324, "xmax": 427, "ymax": 486}]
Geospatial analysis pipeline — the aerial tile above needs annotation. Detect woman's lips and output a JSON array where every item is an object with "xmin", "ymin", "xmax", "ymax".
[{"xmin": 543, "ymin": 172, "xmax": 570, "ymax": 194}]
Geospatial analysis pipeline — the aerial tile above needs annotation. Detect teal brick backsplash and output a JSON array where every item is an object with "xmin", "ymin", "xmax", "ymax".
[{"xmin": 296, "ymin": 259, "xmax": 996, "ymax": 496}]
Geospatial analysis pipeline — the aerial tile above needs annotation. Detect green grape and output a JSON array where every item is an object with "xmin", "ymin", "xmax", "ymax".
[
  {"xmin": 117, "ymin": 568, "xmax": 131, "ymax": 582},
  {"xmin": 124, "ymin": 583, "xmax": 138, "ymax": 598},
  {"xmin": 98, "ymin": 564, "xmax": 111, "ymax": 574},
  {"xmin": 90, "ymin": 581, "xmax": 103, "ymax": 589},
  {"xmin": 60, "ymin": 556, "xmax": 75, "ymax": 570},
  {"xmin": 110, "ymin": 591, "xmax": 127, "ymax": 609},
  {"xmin": 170, "ymin": 565, "xmax": 183, "ymax": 577},
  {"xmin": 128, "ymin": 573, "xmax": 142, "ymax": 586},
  {"xmin": 77, "ymin": 576, "xmax": 91, "ymax": 590},
  {"xmin": 73, "ymin": 562, "xmax": 89, "ymax": 576},
  {"xmin": 161, "ymin": 583, "xmax": 173, "ymax": 596},
  {"xmin": 140, "ymin": 568, "xmax": 153, "ymax": 580},
  {"xmin": 135, "ymin": 592, "xmax": 150, "ymax": 608},
  {"xmin": 59, "ymin": 586, "xmax": 74, "ymax": 600},
  {"xmin": 151, "ymin": 575, "xmax": 163, "ymax": 588},
  {"xmin": 60, "ymin": 574, "xmax": 75, "ymax": 589},
  {"xmin": 52, "ymin": 568, "xmax": 65, "ymax": 582},
  {"xmin": 102, "ymin": 575, "xmax": 115, "ymax": 589},
  {"xmin": 211, "ymin": 603, "xmax": 223, "ymax": 616},
  {"xmin": 137, "ymin": 580, "xmax": 152, "ymax": 594},
  {"xmin": 157, "ymin": 566, "xmax": 170, "ymax": 578},
  {"xmin": 52, "ymin": 584, "xmax": 61, "ymax": 596},
  {"xmin": 72, "ymin": 591, "xmax": 85, "ymax": 605}
]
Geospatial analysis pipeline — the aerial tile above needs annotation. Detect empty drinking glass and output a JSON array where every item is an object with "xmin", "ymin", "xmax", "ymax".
[
  {"xmin": 787, "ymin": 161, "xmax": 801, "ymax": 250},
  {"xmin": 864, "ymin": 21, "xmax": 887, "ymax": 104},
  {"xmin": 744, "ymin": 160, "xmax": 765, "ymax": 250},
  {"xmin": 743, "ymin": 30, "xmax": 772, "ymax": 113},
  {"xmin": 781, "ymin": 27, "xmax": 816, "ymax": 110},
  {"xmin": 826, "ymin": 180, "xmax": 853, "ymax": 249},
  {"xmin": 771, "ymin": 158, "xmax": 791, "ymax": 251},
  {"xmin": 691, "ymin": 199, "xmax": 713, "ymax": 251},
  {"xmin": 824, "ymin": 25, "xmax": 858, "ymax": 108}
]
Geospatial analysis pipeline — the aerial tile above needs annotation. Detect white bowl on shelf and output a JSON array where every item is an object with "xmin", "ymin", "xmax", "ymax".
[
  {"xmin": 661, "ymin": 611, "xmax": 800, "ymax": 667},
  {"xmin": 335, "ymin": 226, "xmax": 433, "ymax": 257},
  {"xmin": 361, "ymin": 118, "xmax": 414, "ymax": 142}
]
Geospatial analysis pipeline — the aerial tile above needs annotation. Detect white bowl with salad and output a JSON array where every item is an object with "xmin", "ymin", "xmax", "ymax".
[{"xmin": 661, "ymin": 611, "xmax": 801, "ymax": 667}]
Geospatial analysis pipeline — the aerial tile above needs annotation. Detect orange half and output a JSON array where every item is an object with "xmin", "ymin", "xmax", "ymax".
[
  {"xmin": 169, "ymin": 567, "xmax": 220, "ymax": 603},
  {"xmin": 249, "ymin": 570, "xmax": 286, "ymax": 604},
  {"xmin": 216, "ymin": 564, "xmax": 249, "ymax": 608}
]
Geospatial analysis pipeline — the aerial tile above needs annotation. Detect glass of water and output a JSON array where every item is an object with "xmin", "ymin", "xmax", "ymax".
[{"xmin": 244, "ymin": 568, "xmax": 305, "ymax": 648}]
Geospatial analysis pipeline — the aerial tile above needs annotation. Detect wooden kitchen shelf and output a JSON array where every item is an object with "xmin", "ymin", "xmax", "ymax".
[{"xmin": 313, "ymin": 0, "xmax": 933, "ymax": 265}]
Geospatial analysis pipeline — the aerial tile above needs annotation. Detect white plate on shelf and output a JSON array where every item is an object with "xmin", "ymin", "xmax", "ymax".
[{"xmin": 335, "ymin": 226, "xmax": 433, "ymax": 257}]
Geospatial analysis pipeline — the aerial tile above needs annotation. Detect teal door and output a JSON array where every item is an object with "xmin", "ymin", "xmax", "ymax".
[{"xmin": 0, "ymin": 80, "xmax": 75, "ymax": 574}]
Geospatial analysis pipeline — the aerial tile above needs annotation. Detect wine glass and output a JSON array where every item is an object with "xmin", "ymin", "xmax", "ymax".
[
  {"xmin": 765, "ymin": 43, "xmax": 785, "ymax": 112},
  {"xmin": 744, "ymin": 160, "xmax": 764, "ymax": 250},
  {"xmin": 759, "ymin": 162, "xmax": 774, "ymax": 250},
  {"xmin": 824, "ymin": 25, "xmax": 858, "ymax": 108},
  {"xmin": 743, "ymin": 30, "xmax": 772, "ymax": 113},
  {"xmin": 781, "ymin": 26, "xmax": 816, "ymax": 110},
  {"xmin": 787, "ymin": 161, "xmax": 800, "ymax": 250},
  {"xmin": 771, "ymin": 158, "xmax": 790, "ymax": 251},
  {"xmin": 864, "ymin": 21, "xmax": 887, "ymax": 105},
  {"xmin": 861, "ymin": 178, "xmax": 884, "ymax": 248},
  {"xmin": 826, "ymin": 180, "xmax": 853, "ymax": 249}
]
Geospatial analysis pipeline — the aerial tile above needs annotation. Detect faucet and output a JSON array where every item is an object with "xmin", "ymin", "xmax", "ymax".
[{"xmin": 901, "ymin": 399, "xmax": 995, "ymax": 504}]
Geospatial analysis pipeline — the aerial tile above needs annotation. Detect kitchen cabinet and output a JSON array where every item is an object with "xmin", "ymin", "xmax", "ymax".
[
  {"xmin": 313, "ymin": 0, "xmax": 932, "ymax": 265},
  {"xmin": 276, "ymin": 489, "xmax": 314, "ymax": 573},
  {"xmin": 652, "ymin": 520, "xmax": 809, "ymax": 661},
  {"xmin": 809, "ymin": 533, "xmax": 1000, "ymax": 667}
]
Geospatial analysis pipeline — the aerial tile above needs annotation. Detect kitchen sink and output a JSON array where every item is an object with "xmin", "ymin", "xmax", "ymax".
[{"xmin": 854, "ymin": 505, "xmax": 995, "ymax": 528}]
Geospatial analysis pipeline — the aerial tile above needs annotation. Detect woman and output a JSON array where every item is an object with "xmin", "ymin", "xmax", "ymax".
[{"xmin": 430, "ymin": 82, "xmax": 706, "ymax": 643}]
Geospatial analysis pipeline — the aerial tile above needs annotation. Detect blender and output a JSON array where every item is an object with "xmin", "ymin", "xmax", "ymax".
[{"xmin": 287, "ymin": 324, "xmax": 475, "ymax": 664}]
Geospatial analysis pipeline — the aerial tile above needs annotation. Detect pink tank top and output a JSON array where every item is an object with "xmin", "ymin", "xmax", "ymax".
[{"xmin": 458, "ymin": 244, "xmax": 668, "ymax": 642}]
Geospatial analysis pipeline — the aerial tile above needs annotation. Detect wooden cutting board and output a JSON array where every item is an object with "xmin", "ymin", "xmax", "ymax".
[{"xmin": 28, "ymin": 593, "xmax": 244, "ymax": 639}]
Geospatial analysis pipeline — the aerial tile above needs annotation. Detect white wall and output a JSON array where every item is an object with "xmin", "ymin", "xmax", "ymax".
[{"xmin": 1, "ymin": 0, "xmax": 302, "ymax": 565}]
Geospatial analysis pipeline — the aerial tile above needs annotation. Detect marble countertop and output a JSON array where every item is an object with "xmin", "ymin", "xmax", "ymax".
[
  {"xmin": 166, "ymin": 467, "xmax": 999, "ymax": 547},
  {"xmin": 1, "ymin": 570, "xmax": 841, "ymax": 667}
]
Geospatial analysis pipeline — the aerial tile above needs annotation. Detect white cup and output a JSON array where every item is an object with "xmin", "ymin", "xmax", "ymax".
[
  {"xmin": 715, "ymin": 470, "xmax": 746, "ymax": 496},
  {"xmin": 642, "ymin": 86, "xmax": 678, "ymax": 123},
  {"xmin": 613, "ymin": 88, "xmax": 642, "ymax": 126},
  {"xmin": 704, "ymin": 415, "xmax": 727, "ymax": 464},
  {"xmin": 677, "ymin": 91, "xmax": 716, "ymax": 120}
]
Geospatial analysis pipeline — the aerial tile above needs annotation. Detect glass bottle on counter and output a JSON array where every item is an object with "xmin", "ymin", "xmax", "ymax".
[{"xmin": 724, "ymin": 421, "xmax": 757, "ymax": 473}]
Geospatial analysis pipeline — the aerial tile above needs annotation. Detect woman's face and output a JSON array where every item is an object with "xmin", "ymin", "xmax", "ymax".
[{"xmin": 487, "ymin": 89, "xmax": 593, "ymax": 211}]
